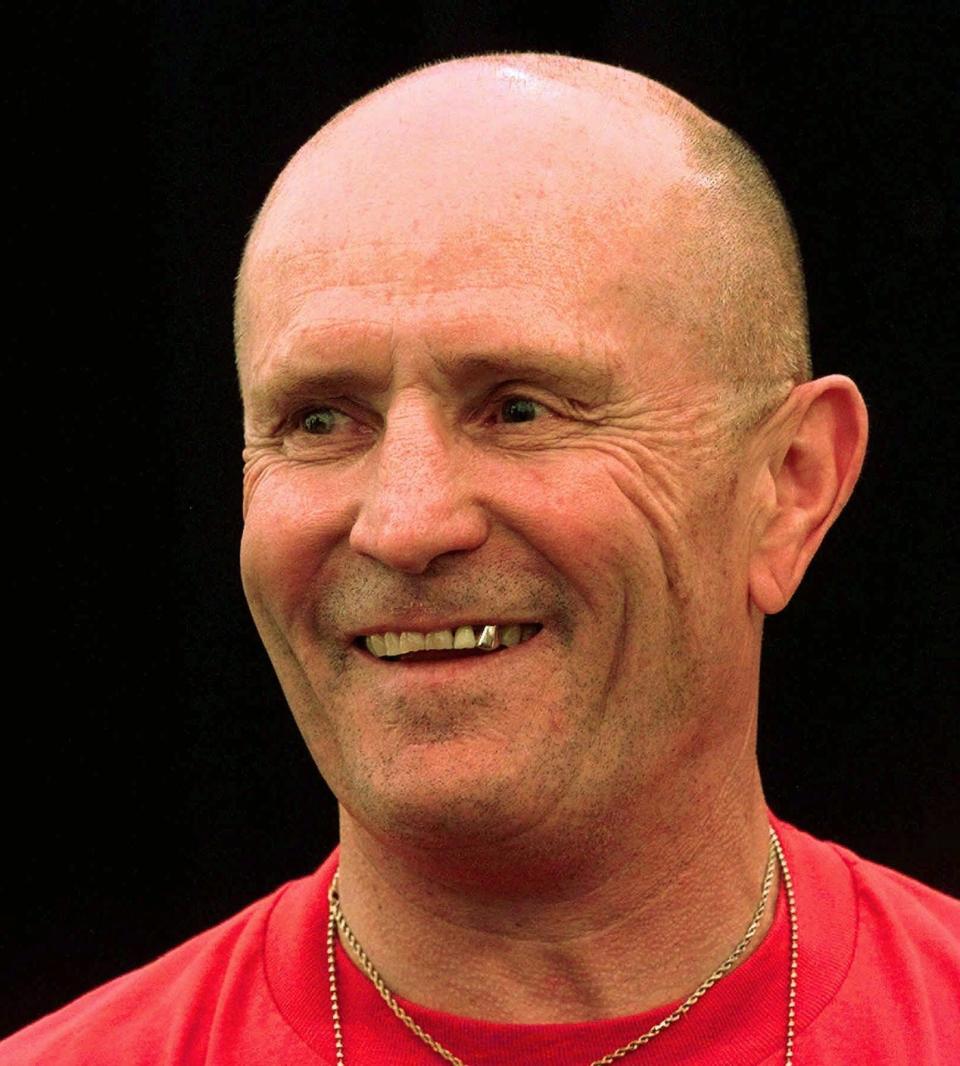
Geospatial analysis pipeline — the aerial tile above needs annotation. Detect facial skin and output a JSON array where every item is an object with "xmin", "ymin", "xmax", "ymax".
[
  {"xmin": 237, "ymin": 57, "xmax": 868, "ymax": 1018},
  {"xmin": 237, "ymin": 64, "xmax": 867, "ymax": 1016}
]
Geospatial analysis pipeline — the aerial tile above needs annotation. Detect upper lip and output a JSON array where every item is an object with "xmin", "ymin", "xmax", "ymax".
[{"xmin": 350, "ymin": 616, "xmax": 540, "ymax": 639}]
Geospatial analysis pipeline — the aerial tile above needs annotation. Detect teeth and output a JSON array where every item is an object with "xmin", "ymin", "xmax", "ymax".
[
  {"xmin": 476, "ymin": 624, "xmax": 498, "ymax": 649},
  {"xmin": 398, "ymin": 631, "xmax": 426, "ymax": 654},
  {"xmin": 363, "ymin": 623, "xmax": 540, "ymax": 659},
  {"xmin": 424, "ymin": 629, "xmax": 454, "ymax": 651},
  {"xmin": 453, "ymin": 625, "xmax": 478, "ymax": 649},
  {"xmin": 366, "ymin": 633, "xmax": 388, "ymax": 657}
]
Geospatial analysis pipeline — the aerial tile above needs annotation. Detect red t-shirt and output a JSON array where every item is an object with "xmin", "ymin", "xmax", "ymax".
[{"xmin": 3, "ymin": 813, "xmax": 958, "ymax": 1064}]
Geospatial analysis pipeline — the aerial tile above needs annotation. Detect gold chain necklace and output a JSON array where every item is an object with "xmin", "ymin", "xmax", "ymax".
[{"xmin": 326, "ymin": 826, "xmax": 797, "ymax": 1065}]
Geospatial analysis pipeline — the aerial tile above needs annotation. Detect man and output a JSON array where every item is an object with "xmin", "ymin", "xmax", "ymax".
[{"xmin": 3, "ymin": 52, "xmax": 957, "ymax": 1065}]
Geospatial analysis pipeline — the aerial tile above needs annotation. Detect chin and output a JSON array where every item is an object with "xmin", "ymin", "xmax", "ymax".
[{"xmin": 338, "ymin": 738, "xmax": 567, "ymax": 851}]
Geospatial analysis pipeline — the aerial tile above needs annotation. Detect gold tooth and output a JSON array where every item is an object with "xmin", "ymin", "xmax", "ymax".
[{"xmin": 477, "ymin": 624, "xmax": 499, "ymax": 649}]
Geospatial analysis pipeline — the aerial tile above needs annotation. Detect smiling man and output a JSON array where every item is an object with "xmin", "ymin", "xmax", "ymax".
[{"xmin": 4, "ymin": 52, "xmax": 958, "ymax": 1066}]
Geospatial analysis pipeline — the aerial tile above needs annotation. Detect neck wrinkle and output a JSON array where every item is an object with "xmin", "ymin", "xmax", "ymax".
[{"xmin": 334, "ymin": 766, "xmax": 775, "ymax": 1024}]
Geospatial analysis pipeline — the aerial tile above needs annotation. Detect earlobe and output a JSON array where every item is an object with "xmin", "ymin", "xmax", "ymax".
[{"xmin": 748, "ymin": 375, "xmax": 868, "ymax": 615}]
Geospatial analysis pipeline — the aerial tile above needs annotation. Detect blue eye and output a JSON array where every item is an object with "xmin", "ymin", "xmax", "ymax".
[
  {"xmin": 500, "ymin": 397, "xmax": 540, "ymax": 423},
  {"xmin": 301, "ymin": 409, "xmax": 339, "ymax": 434}
]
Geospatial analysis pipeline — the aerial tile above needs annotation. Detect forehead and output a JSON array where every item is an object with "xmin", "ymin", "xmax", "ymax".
[
  {"xmin": 239, "ymin": 68, "xmax": 709, "ymax": 394},
  {"xmin": 243, "ymin": 279, "xmax": 641, "ymax": 413},
  {"xmin": 256, "ymin": 66, "xmax": 691, "ymax": 248}
]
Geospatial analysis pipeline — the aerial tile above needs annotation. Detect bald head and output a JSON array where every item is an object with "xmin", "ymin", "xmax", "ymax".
[{"xmin": 235, "ymin": 53, "xmax": 810, "ymax": 434}]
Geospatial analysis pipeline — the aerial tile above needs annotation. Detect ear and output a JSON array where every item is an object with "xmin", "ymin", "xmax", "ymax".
[{"xmin": 749, "ymin": 375, "xmax": 869, "ymax": 615}]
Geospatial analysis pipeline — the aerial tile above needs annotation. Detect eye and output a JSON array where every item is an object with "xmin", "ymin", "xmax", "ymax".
[
  {"xmin": 299, "ymin": 407, "xmax": 345, "ymax": 435},
  {"xmin": 497, "ymin": 396, "xmax": 542, "ymax": 423},
  {"xmin": 283, "ymin": 403, "xmax": 371, "ymax": 460}
]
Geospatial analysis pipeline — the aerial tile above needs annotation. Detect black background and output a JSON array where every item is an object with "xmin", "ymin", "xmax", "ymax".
[{"xmin": 6, "ymin": 0, "xmax": 957, "ymax": 1037}]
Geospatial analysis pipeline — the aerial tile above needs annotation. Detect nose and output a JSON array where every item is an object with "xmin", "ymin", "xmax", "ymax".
[{"xmin": 348, "ymin": 396, "xmax": 490, "ymax": 574}]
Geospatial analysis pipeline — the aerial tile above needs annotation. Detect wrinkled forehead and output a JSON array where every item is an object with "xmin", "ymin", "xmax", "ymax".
[{"xmin": 237, "ymin": 66, "xmax": 714, "ymax": 393}]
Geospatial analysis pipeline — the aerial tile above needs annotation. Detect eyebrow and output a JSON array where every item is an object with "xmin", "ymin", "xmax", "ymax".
[
  {"xmin": 247, "ymin": 339, "xmax": 615, "ymax": 411},
  {"xmin": 251, "ymin": 361, "xmax": 390, "ymax": 403},
  {"xmin": 433, "ymin": 350, "xmax": 613, "ymax": 399}
]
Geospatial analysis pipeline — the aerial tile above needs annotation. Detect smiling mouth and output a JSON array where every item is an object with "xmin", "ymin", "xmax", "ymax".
[{"xmin": 353, "ymin": 623, "xmax": 542, "ymax": 662}]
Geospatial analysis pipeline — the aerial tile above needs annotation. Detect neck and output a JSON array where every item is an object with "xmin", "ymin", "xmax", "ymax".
[{"xmin": 334, "ymin": 752, "xmax": 776, "ymax": 1024}]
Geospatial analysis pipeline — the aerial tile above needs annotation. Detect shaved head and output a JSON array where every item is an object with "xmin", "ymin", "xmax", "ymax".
[
  {"xmin": 236, "ymin": 52, "xmax": 869, "ymax": 945},
  {"xmin": 235, "ymin": 52, "xmax": 810, "ymax": 436}
]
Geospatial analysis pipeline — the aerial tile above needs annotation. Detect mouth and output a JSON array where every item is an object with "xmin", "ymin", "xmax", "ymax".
[{"xmin": 352, "ymin": 623, "xmax": 543, "ymax": 663}]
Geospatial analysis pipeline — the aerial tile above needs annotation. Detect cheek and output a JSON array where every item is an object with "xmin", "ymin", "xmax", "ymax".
[
  {"xmin": 489, "ymin": 455, "xmax": 660, "ymax": 618},
  {"xmin": 495, "ymin": 459, "xmax": 608, "ymax": 547},
  {"xmin": 240, "ymin": 465, "xmax": 353, "ymax": 621},
  {"xmin": 517, "ymin": 454, "xmax": 660, "ymax": 558}
]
